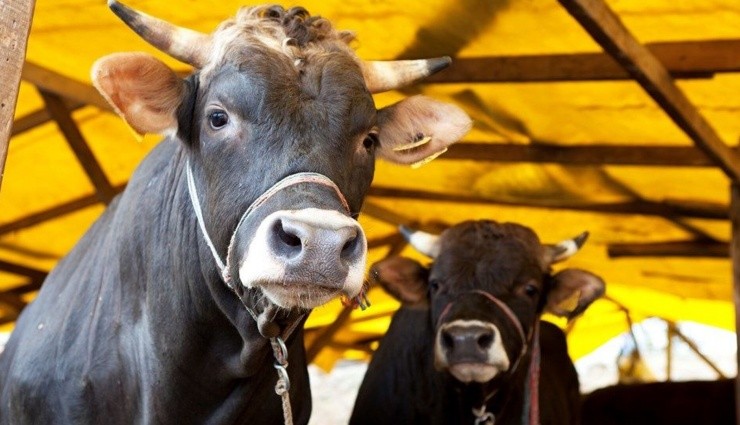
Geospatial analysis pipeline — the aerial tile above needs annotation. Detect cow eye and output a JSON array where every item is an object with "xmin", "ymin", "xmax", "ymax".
[
  {"xmin": 363, "ymin": 132, "xmax": 378, "ymax": 151},
  {"xmin": 208, "ymin": 110, "xmax": 229, "ymax": 129},
  {"xmin": 524, "ymin": 284, "xmax": 539, "ymax": 298},
  {"xmin": 428, "ymin": 279, "xmax": 440, "ymax": 293}
]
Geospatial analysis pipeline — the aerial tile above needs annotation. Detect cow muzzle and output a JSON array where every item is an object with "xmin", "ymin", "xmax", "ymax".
[
  {"xmin": 237, "ymin": 208, "xmax": 367, "ymax": 308},
  {"xmin": 434, "ymin": 320, "xmax": 510, "ymax": 384}
]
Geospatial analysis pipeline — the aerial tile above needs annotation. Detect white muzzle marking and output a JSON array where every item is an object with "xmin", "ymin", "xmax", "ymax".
[
  {"xmin": 238, "ymin": 208, "xmax": 366, "ymax": 309},
  {"xmin": 435, "ymin": 319, "xmax": 510, "ymax": 384}
]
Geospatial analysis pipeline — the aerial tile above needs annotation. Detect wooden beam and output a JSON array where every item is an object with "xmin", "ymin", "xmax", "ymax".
[
  {"xmin": 11, "ymin": 101, "xmax": 84, "ymax": 138},
  {"xmin": 442, "ymin": 143, "xmax": 719, "ymax": 167},
  {"xmin": 305, "ymin": 306, "xmax": 354, "ymax": 363},
  {"xmin": 0, "ymin": 183, "xmax": 125, "ymax": 235},
  {"xmin": 426, "ymin": 39, "xmax": 740, "ymax": 83},
  {"xmin": 22, "ymin": 61, "xmax": 112, "ymax": 112},
  {"xmin": 559, "ymin": 0, "xmax": 740, "ymax": 181},
  {"xmin": 368, "ymin": 186, "xmax": 728, "ymax": 220},
  {"xmin": 0, "ymin": 259, "xmax": 47, "ymax": 280},
  {"xmin": 0, "ymin": 292, "xmax": 26, "ymax": 313},
  {"xmin": 361, "ymin": 200, "xmax": 416, "ymax": 227},
  {"xmin": 367, "ymin": 233, "xmax": 404, "ymax": 250},
  {"xmin": 667, "ymin": 320, "xmax": 727, "ymax": 379},
  {"xmin": 0, "ymin": 0, "xmax": 36, "ymax": 190},
  {"xmin": 5, "ymin": 280, "xmax": 42, "ymax": 296},
  {"xmin": 40, "ymin": 90, "xmax": 116, "ymax": 204},
  {"xmin": 730, "ymin": 183, "xmax": 740, "ymax": 425},
  {"xmin": 608, "ymin": 240, "xmax": 728, "ymax": 258}
]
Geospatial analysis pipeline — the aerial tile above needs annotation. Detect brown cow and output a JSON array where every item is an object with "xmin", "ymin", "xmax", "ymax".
[{"xmin": 351, "ymin": 220, "xmax": 605, "ymax": 425}]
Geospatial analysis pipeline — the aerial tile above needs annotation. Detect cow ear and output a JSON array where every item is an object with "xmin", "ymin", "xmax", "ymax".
[
  {"xmin": 376, "ymin": 95, "xmax": 471, "ymax": 167},
  {"xmin": 92, "ymin": 52, "xmax": 186, "ymax": 135},
  {"xmin": 370, "ymin": 256, "xmax": 429, "ymax": 306},
  {"xmin": 545, "ymin": 269, "xmax": 605, "ymax": 320}
]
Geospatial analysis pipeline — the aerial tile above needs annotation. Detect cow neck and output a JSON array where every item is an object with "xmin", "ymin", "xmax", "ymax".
[
  {"xmin": 185, "ymin": 161, "xmax": 351, "ymax": 425},
  {"xmin": 470, "ymin": 321, "xmax": 540, "ymax": 425}
]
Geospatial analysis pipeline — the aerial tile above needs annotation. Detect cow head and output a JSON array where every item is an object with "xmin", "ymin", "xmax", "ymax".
[
  {"xmin": 92, "ymin": 2, "xmax": 472, "ymax": 311},
  {"xmin": 371, "ymin": 220, "xmax": 604, "ymax": 384}
]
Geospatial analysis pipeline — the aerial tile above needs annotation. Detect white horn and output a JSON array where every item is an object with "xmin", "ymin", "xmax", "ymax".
[
  {"xmin": 362, "ymin": 57, "xmax": 451, "ymax": 93},
  {"xmin": 399, "ymin": 225, "xmax": 441, "ymax": 258},
  {"xmin": 109, "ymin": 0, "xmax": 211, "ymax": 68},
  {"xmin": 545, "ymin": 231, "xmax": 589, "ymax": 264}
]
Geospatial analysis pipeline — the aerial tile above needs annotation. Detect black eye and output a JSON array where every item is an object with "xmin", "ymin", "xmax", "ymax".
[
  {"xmin": 524, "ymin": 284, "xmax": 539, "ymax": 298},
  {"xmin": 428, "ymin": 279, "xmax": 440, "ymax": 293},
  {"xmin": 363, "ymin": 132, "xmax": 378, "ymax": 151},
  {"xmin": 208, "ymin": 110, "xmax": 229, "ymax": 129}
]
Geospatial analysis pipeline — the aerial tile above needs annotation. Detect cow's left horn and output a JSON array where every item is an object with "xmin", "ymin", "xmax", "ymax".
[
  {"xmin": 399, "ymin": 225, "xmax": 441, "ymax": 258},
  {"xmin": 544, "ymin": 231, "xmax": 589, "ymax": 264},
  {"xmin": 109, "ymin": 0, "xmax": 211, "ymax": 68},
  {"xmin": 362, "ymin": 57, "xmax": 451, "ymax": 93}
]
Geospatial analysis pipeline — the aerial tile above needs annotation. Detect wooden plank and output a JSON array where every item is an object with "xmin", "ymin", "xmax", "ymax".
[
  {"xmin": 0, "ymin": 259, "xmax": 47, "ymax": 280},
  {"xmin": 22, "ymin": 61, "xmax": 112, "ymax": 112},
  {"xmin": 443, "ymin": 143, "xmax": 719, "ymax": 167},
  {"xmin": 558, "ymin": 0, "xmax": 740, "ymax": 181},
  {"xmin": 607, "ymin": 241, "xmax": 728, "ymax": 258},
  {"xmin": 11, "ymin": 101, "xmax": 84, "ymax": 138},
  {"xmin": 40, "ymin": 90, "xmax": 116, "ymax": 204},
  {"xmin": 0, "ymin": 0, "xmax": 36, "ymax": 190},
  {"xmin": 668, "ymin": 320, "xmax": 727, "ymax": 378},
  {"xmin": 730, "ymin": 183, "xmax": 740, "ymax": 425},
  {"xmin": 305, "ymin": 306, "xmax": 354, "ymax": 363},
  {"xmin": 0, "ymin": 292, "xmax": 26, "ymax": 312},
  {"xmin": 368, "ymin": 186, "xmax": 728, "ymax": 220},
  {"xmin": 426, "ymin": 39, "xmax": 740, "ymax": 83},
  {"xmin": 361, "ymin": 200, "xmax": 416, "ymax": 227},
  {"xmin": 5, "ymin": 280, "xmax": 42, "ymax": 296},
  {"xmin": 0, "ymin": 183, "xmax": 125, "ymax": 235}
]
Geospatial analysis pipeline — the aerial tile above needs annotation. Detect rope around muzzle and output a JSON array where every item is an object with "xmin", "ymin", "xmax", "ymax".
[
  {"xmin": 185, "ymin": 161, "xmax": 350, "ymax": 287},
  {"xmin": 185, "ymin": 161, "xmax": 352, "ymax": 425}
]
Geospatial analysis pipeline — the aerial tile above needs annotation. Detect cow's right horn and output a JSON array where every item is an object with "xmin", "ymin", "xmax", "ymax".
[
  {"xmin": 544, "ymin": 231, "xmax": 589, "ymax": 264},
  {"xmin": 400, "ymin": 225, "xmax": 441, "ymax": 258},
  {"xmin": 109, "ymin": 0, "xmax": 211, "ymax": 68},
  {"xmin": 362, "ymin": 57, "xmax": 451, "ymax": 93}
]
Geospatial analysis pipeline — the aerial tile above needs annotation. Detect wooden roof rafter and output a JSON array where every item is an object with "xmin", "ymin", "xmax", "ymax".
[
  {"xmin": 427, "ymin": 39, "xmax": 740, "ymax": 84},
  {"xmin": 443, "ymin": 143, "xmax": 725, "ymax": 167},
  {"xmin": 558, "ymin": 0, "xmax": 740, "ymax": 182},
  {"xmin": 40, "ymin": 90, "xmax": 117, "ymax": 205},
  {"xmin": 367, "ymin": 186, "xmax": 728, "ymax": 220}
]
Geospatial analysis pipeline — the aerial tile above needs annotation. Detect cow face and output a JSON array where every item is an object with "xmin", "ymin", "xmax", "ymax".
[
  {"xmin": 91, "ymin": 2, "xmax": 471, "ymax": 310},
  {"xmin": 371, "ymin": 220, "xmax": 604, "ymax": 384}
]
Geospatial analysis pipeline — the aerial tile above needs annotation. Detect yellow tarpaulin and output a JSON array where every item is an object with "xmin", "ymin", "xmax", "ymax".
[{"xmin": 2, "ymin": 0, "xmax": 740, "ymax": 368}]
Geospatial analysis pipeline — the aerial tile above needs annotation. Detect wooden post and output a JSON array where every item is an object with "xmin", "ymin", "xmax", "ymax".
[
  {"xmin": 731, "ymin": 183, "xmax": 740, "ymax": 424},
  {"xmin": 665, "ymin": 320, "xmax": 673, "ymax": 381},
  {"xmin": 0, "ymin": 0, "xmax": 36, "ymax": 190}
]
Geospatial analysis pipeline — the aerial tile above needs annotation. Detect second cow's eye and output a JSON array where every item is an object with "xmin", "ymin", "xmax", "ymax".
[
  {"xmin": 208, "ymin": 110, "xmax": 229, "ymax": 129},
  {"xmin": 524, "ymin": 283, "xmax": 539, "ymax": 298}
]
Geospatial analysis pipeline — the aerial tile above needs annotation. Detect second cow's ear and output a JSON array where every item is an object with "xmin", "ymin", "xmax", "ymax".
[
  {"xmin": 545, "ymin": 269, "xmax": 605, "ymax": 320},
  {"xmin": 92, "ymin": 52, "xmax": 186, "ymax": 135},
  {"xmin": 375, "ymin": 95, "xmax": 472, "ymax": 167},
  {"xmin": 370, "ymin": 256, "xmax": 429, "ymax": 307}
]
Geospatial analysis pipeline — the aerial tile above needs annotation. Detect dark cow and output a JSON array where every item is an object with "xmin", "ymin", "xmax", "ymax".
[
  {"xmin": 350, "ymin": 220, "xmax": 605, "ymax": 425},
  {"xmin": 0, "ymin": 2, "xmax": 471, "ymax": 424},
  {"xmin": 582, "ymin": 379, "xmax": 735, "ymax": 425}
]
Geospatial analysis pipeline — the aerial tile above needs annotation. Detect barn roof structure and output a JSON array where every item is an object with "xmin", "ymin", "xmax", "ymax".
[{"xmin": 2, "ymin": 0, "xmax": 740, "ymax": 404}]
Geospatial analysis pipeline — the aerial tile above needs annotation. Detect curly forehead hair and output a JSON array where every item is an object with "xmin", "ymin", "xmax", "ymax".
[{"xmin": 216, "ymin": 4, "xmax": 355, "ymax": 48}]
